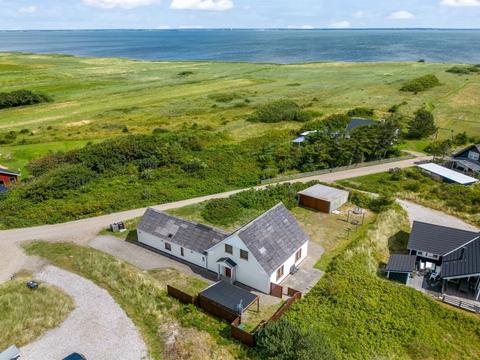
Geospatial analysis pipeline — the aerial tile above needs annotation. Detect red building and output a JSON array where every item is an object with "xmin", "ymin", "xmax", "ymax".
[{"xmin": 0, "ymin": 168, "xmax": 19, "ymax": 186}]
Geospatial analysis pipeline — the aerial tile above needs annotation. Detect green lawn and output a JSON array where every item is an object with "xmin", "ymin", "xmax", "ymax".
[{"xmin": 0, "ymin": 277, "xmax": 74, "ymax": 351}]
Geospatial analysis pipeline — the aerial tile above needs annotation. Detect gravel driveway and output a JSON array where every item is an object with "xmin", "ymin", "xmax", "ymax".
[
  {"xmin": 398, "ymin": 199, "xmax": 478, "ymax": 232},
  {"xmin": 20, "ymin": 266, "xmax": 149, "ymax": 360}
]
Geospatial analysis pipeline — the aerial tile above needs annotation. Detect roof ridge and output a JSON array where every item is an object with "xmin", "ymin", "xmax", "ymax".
[
  {"xmin": 233, "ymin": 202, "xmax": 285, "ymax": 235},
  {"xmin": 145, "ymin": 207, "xmax": 230, "ymax": 235},
  {"xmin": 412, "ymin": 220, "xmax": 479, "ymax": 235}
]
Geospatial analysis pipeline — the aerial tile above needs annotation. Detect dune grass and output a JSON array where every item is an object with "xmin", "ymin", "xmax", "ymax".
[
  {"xmin": 0, "ymin": 277, "xmax": 74, "ymax": 351},
  {"xmin": 23, "ymin": 242, "xmax": 248, "ymax": 360},
  {"xmin": 287, "ymin": 206, "xmax": 480, "ymax": 359}
]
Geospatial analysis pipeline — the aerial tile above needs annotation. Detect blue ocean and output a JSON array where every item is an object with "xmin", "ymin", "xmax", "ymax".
[{"xmin": 0, "ymin": 29, "xmax": 479, "ymax": 63}]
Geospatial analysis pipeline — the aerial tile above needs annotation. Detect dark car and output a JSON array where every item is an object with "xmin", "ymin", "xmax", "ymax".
[{"xmin": 62, "ymin": 353, "xmax": 86, "ymax": 360}]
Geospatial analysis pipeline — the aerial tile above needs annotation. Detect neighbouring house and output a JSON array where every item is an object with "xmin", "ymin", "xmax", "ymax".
[
  {"xmin": 137, "ymin": 203, "xmax": 309, "ymax": 294},
  {"xmin": 417, "ymin": 163, "xmax": 478, "ymax": 185},
  {"xmin": 387, "ymin": 221, "xmax": 480, "ymax": 300},
  {"xmin": 298, "ymin": 184, "xmax": 349, "ymax": 213},
  {"xmin": 0, "ymin": 168, "xmax": 19, "ymax": 187},
  {"xmin": 451, "ymin": 144, "xmax": 480, "ymax": 176}
]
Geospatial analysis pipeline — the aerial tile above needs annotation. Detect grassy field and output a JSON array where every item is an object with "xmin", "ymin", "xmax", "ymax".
[
  {"xmin": 287, "ymin": 206, "xmax": 480, "ymax": 360},
  {"xmin": 1, "ymin": 53, "xmax": 480, "ymax": 171},
  {"xmin": 0, "ymin": 276, "xmax": 74, "ymax": 351}
]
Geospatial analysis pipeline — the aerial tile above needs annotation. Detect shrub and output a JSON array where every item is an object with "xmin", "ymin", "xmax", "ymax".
[
  {"xmin": 0, "ymin": 90, "xmax": 52, "ymax": 109},
  {"xmin": 400, "ymin": 74, "xmax": 440, "ymax": 93},
  {"xmin": 201, "ymin": 198, "xmax": 244, "ymax": 226},
  {"xmin": 177, "ymin": 71, "xmax": 194, "ymax": 76},
  {"xmin": 347, "ymin": 107, "xmax": 374, "ymax": 118},
  {"xmin": 446, "ymin": 66, "xmax": 471, "ymax": 75},
  {"xmin": 247, "ymin": 100, "xmax": 314, "ymax": 123},
  {"xmin": 208, "ymin": 93, "xmax": 240, "ymax": 103},
  {"xmin": 407, "ymin": 109, "xmax": 437, "ymax": 139},
  {"xmin": 256, "ymin": 318, "xmax": 335, "ymax": 360}
]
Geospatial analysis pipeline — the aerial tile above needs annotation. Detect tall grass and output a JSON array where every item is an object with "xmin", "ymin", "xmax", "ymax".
[{"xmin": 0, "ymin": 278, "xmax": 74, "ymax": 350}]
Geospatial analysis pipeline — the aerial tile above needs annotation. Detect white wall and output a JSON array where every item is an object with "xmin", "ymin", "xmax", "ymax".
[
  {"xmin": 269, "ymin": 242, "xmax": 309, "ymax": 285},
  {"xmin": 207, "ymin": 234, "xmax": 271, "ymax": 293},
  {"xmin": 330, "ymin": 193, "xmax": 349, "ymax": 212},
  {"xmin": 137, "ymin": 230, "xmax": 207, "ymax": 268}
]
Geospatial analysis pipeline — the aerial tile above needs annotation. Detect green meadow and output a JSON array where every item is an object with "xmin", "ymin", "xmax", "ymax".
[{"xmin": 1, "ymin": 52, "xmax": 480, "ymax": 172}]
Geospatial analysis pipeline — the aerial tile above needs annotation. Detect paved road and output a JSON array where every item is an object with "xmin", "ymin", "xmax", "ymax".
[
  {"xmin": 20, "ymin": 266, "xmax": 149, "ymax": 360},
  {"xmin": 0, "ymin": 155, "xmax": 429, "ymax": 282}
]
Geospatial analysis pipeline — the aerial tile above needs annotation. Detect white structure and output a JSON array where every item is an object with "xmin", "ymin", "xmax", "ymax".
[
  {"xmin": 298, "ymin": 184, "xmax": 349, "ymax": 213},
  {"xmin": 137, "ymin": 203, "xmax": 309, "ymax": 293},
  {"xmin": 417, "ymin": 163, "xmax": 478, "ymax": 185}
]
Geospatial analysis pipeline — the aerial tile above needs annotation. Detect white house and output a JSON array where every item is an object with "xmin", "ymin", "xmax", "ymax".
[{"xmin": 137, "ymin": 203, "xmax": 309, "ymax": 294}]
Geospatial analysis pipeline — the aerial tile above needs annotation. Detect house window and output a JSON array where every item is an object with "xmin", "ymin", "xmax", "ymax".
[
  {"xmin": 165, "ymin": 242, "xmax": 172, "ymax": 251},
  {"xmin": 9, "ymin": 177, "xmax": 16, "ymax": 183},
  {"xmin": 240, "ymin": 249, "xmax": 249, "ymax": 261},
  {"xmin": 295, "ymin": 249, "xmax": 302, "ymax": 262},
  {"xmin": 468, "ymin": 151, "xmax": 480, "ymax": 161},
  {"xmin": 276, "ymin": 266, "xmax": 284, "ymax": 281},
  {"xmin": 181, "ymin": 247, "xmax": 184, "ymax": 257},
  {"xmin": 225, "ymin": 244, "xmax": 233, "ymax": 255}
]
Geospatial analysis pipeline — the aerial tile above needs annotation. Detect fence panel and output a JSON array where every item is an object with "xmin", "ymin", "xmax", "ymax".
[
  {"xmin": 167, "ymin": 285, "xmax": 197, "ymax": 304},
  {"xmin": 198, "ymin": 295, "xmax": 239, "ymax": 323},
  {"xmin": 231, "ymin": 317, "xmax": 256, "ymax": 347}
]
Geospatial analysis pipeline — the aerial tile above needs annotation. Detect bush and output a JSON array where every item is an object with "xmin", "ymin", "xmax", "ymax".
[
  {"xmin": 256, "ymin": 318, "xmax": 335, "ymax": 360},
  {"xmin": 347, "ymin": 107, "xmax": 374, "ymax": 118},
  {"xmin": 446, "ymin": 66, "xmax": 472, "ymax": 75},
  {"xmin": 0, "ymin": 90, "xmax": 52, "ymax": 109},
  {"xmin": 407, "ymin": 109, "xmax": 437, "ymax": 139},
  {"xmin": 177, "ymin": 71, "xmax": 194, "ymax": 76},
  {"xmin": 248, "ymin": 100, "xmax": 314, "ymax": 123},
  {"xmin": 201, "ymin": 198, "xmax": 244, "ymax": 226},
  {"xmin": 400, "ymin": 74, "xmax": 440, "ymax": 93}
]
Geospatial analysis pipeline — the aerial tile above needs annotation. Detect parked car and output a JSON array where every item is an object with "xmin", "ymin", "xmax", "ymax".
[{"xmin": 62, "ymin": 353, "xmax": 86, "ymax": 360}]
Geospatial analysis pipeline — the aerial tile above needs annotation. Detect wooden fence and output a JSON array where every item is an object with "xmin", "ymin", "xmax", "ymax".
[
  {"xmin": 167, "ymin": 285, "xmax": 197, "ymax": 305},
  {"xmin": 167, "ymin": 284, "xmax": 303, "ymax": 347}
]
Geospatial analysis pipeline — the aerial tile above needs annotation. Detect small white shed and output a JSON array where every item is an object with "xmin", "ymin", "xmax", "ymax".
[{"xmin": 298, "ymin": 184, "xmax": 349, "ymax": 213}]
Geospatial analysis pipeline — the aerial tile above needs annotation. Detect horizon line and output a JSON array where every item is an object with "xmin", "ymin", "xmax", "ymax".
[{"xmin": 1, "ymin": 27, "xmax": 480, "ymax": 31}]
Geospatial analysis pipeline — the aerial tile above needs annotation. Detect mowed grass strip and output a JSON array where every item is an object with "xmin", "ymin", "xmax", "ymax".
[
  {"xmin": 0, "ymin": 278, "xmax": 74, "ymax": 350},
  {"xmin": 23, "ymin": 242, "xmax": 248, "ymax": 360}
]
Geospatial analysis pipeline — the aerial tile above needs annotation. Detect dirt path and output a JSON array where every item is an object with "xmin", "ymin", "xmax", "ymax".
[
  {"xmin": 0, "ymin": 155, "xmax": 430, "ymax": 282},
  {"xmin": 20, "ymin": 266, "xmax": 149, "ymax": 360}
]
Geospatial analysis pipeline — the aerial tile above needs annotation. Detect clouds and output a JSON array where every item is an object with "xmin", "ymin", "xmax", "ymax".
[
  {"xmin": 388, "ymin": 10, "xmax": 415, "ymax": 20},
  {"xmin": 441, "ymin": 0, "xmax": 480, "ymax": 6},
  {"xmin": 328, "ymin": 20, "xmax": 351, "ymax": 28},
  {"xmin": 170, "ymin": 0, "xmax": 233, "ymax": 11},
  {"xmin": 83, "ymin": 0, "xmax": 156, "ymax": 9},
  {"xmin": 18, "ymin": 6, "xmax": 37, "ymax": 14}
]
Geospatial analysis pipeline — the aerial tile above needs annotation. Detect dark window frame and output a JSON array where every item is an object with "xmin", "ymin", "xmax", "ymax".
[
  {"xmin": 295, "ymin": 249, "xmax": 302, "ymax": 262},
  {"xmin": 165, "ymin": 242, "xmax": 172, "ymax": 251},
  {"xmin": 225, "ymin": 244, "xmax": 233, "ymax": 255},
  {"xmin": 240, "ymin": 249, "xmax": 249, "ymax": 261},
  {"xmin": 276, "ymin": 265, "xmax": 284, "ymax": 281}
]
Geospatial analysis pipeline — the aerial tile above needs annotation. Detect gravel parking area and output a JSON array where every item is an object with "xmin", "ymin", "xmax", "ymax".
[
  {"xmin": 398, "ymin": 199, "xmax": 478, "ymax": 232},
  {"xmin": 20, "ymin": 266, "xmax": 149, "ymax": 360}
]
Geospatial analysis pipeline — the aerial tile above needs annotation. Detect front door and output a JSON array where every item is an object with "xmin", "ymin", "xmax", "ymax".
[{"xmin": 225, "ymin": 267, "xmax": 232, "ymax": 278}]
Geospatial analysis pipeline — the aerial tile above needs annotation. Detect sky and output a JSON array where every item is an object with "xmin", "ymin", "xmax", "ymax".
[{"xmin": 1, "ymin": 0, "xmax": 480, "ymax": 30}]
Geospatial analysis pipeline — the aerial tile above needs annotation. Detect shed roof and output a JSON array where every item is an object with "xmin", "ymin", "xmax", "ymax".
[
  {"xmin": 407, "ymin": 221, "xmax": 479, "ymax": 256},
  {"xmin": 453, "ymin": 144, "xmax": 480, "ymax": 157},
  {"xmin": 452, "ymin": 159, "xmax": 480, "ymax": 173},
  {"xmin": 235, "ymin": 203, "xmax": 309, "ymax": 275},
  {"xmin": 417, "ymin": 163, "xmax": 478, "ymax": 185},
  {"xmin": 386, "ymin": 254, "xmax": 417, "ymax": 273},
  {"xmin": 298, "ymin": 184, "xmax": 349, "ymax": 201},
  {"xmin": 0, "ymin": 168, "xmax": 19, "ymax": 176},
  {"xmin": 200, "ymin": 281, "xmax": 257, "ymax": 314},
  {"xmin": 138, "ymin": 208, "xmax": 229, "ymax": 254},
  {"xmin": 441, "ymin": 237, "xmax": 480, "ymax": 279}
]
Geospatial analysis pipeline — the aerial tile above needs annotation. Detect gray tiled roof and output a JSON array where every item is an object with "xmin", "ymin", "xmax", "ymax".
[
  {"xmin": 386, "ymin": 254, "xmax": 417, "ymax": 273},
  {"xmin": 236, "ymin": 203, "xmax": 309, "ymax": 275},
  {"xmin": 441, "ymin": 237, "xmax": 480, "ymax": 278},
  {"xmin": 200, "ymin": 281, "xmax": 257, "ymax": 314},
  {"xmin": 138, "ymin": 208, "xmax": 229, "ymax": 254},
  {"xmin": 407, "ymin": 221, "xmax": 479, "ymax": 256}
]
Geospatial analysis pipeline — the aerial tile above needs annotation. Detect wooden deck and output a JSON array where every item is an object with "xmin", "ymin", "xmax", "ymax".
[{"xmin": 442, "ymin": 294, "xmax": 480, "ymax": 314}]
